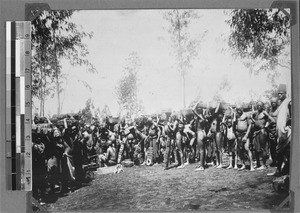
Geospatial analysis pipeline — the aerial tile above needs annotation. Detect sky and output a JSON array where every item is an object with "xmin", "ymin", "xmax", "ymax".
[{"xmin": 33, "ymin": 9, "xmax": 291, "ymax": 117}]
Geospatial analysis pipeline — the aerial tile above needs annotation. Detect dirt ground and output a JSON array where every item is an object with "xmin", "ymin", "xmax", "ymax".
[{"xmin": 38, "ymin": 155, "xmax": 289, "ymax": 212}]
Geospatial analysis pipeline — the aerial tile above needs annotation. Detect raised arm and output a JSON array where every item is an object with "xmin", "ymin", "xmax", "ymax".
[
  {"xmin": 156, "ymin": 114, "xmax": 160, "ymax": 125},
  {"xmin": 192, "ymin": 108, "xmax": 204, "ymax": 120},
  {"xmin": 63, "ymin": 139, "xmax": 71, "ymax": 156},
  {"xmin": 63, "ymin": 118, "xmax": 68, "ymax": 129},
  {"xmin": 46, "ymin": 117, "xmax": 52, "ymax": 125},
  {"xmin": 215, "ymin": 102, "xmax": 220, "ymax": 114},
  {"xmin": 192, "ymin": 100, "xmax": 204, "ymax": 118},
  {"xmin": 157, "ymin": 126, "xmax": 162, "ymax": 141},
  {"xmin": 233, "ymin": 111, "xmax": 236, "ymax": 123},
  {"xmin": 135, "ymin": 128, "xmax": 147, "ymax": 140},
  {"xmin": 222, "ymin": 113, "xmax": 226, "ymax": 123},
  {"xmin": 169, "ymin": 120, "xmax": 178, "ymax": 132},
  {"xmin": 107, "ymin": 128, "xmax": 114, "ymax": 136},
  {"xmin": 190, "ymin": 118, "xmax": 196, "ymax": 127}
]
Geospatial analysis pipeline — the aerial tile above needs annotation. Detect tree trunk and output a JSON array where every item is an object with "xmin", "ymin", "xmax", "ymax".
[
  {"xmin": 39, "ymin": 89, "xmax": 43, "ymax": 116},
  {"xmin": 56, "ymin": 73, "xmax": 61, "ymax": 115},
  {"xmin": 42, "ymin": 63, "xmax": 46, "ymax": 116},
  {"xmin": 39, "ymin": 68, "xmax": 43, "ymax": 116},
  {"xmin": 40, "ymin": 63, "xmax": 46, "ymax": 116},
  {"xmin": 176, "ymin": 10, "xmax": 186, "ymax": 108},
  {"xmin": 54, "ymin": 28, "xmax": 61, "ymax": 115},
  {"xmin": 182, "ymin": 73, "xmax": 186, "ymax": 108}
]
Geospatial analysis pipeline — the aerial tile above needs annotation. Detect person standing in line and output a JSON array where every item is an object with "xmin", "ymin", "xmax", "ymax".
[
  {"xmin": 267, "ymin": 84, "xmax": 291, "ymax": 177},
  {"xmin": 221, "ymin": 109, "xmax": 238, "ymax": 169},
  {"xmin": 235, "ymin": 105, "xmax": 255, "ymax": 171},
  {"xmin": 192, "ymin": 102, "xmax": 207, "ymax": 171},
  {"xmin": 267, "ymin": 97, "xmax": 279, "ymax": 167}
]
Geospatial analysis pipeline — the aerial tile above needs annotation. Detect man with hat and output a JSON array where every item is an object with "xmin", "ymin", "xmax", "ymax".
[
  {"xmin": 267, "ymin": 84, "xmax": 291, "ymax": 176},
  {"xmin": 277, "ymin": 84, "xmax": 288, "ymax": 103}
]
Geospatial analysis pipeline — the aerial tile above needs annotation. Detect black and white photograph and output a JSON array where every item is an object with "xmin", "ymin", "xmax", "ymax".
[{"xmin": 30, "ymin": 9, "xmax": 292, "ymax": 211}]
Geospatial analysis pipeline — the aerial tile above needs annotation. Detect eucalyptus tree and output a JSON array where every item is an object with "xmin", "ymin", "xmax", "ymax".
[
  {"xmin": 163, "ymin": 10, "xmax": 206, "ymax": 108},
  {"xmin": 31, "ymin": 10, "xmax": 96, "ymax": 115},
  {"xmin": 226, "ymin": 9, "xmax": 290, "ymax": 94},
  {"xmin": 115, "ymin": 52, "xmax": 143, "ymax": 118}
]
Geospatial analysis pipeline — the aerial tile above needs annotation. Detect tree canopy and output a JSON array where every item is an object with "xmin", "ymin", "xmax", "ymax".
[
  {"xmin": 78, "ymin": 98, "xmax": 95, "ymax": 124},
  {"xmin": 163, "ymin": 10, "xmax": 207, "ymax": 107},
  {"xmin": 226, "ymin": 9, "xmax": 291, "ymax": 99},
  {"xmin": 115, "ymin": 52, "xmax": 144, "ymax": 118},
  {"xmin": 31, "ymin": 10, "xmax": 96, "ymax": 116},
  {"xmin": 227, "ymin": 9, "xmax": 290, "ymax": 72}
]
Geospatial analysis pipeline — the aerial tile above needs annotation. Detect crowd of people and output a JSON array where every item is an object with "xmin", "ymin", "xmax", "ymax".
[{"xmin": 32, "ymin": 84, "xmax": 291, "ymax": 204}]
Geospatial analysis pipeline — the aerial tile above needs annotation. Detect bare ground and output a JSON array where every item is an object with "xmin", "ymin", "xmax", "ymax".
[{"xmin": 38, "ymin": 156, "xmax": 289, "ymax": 212}]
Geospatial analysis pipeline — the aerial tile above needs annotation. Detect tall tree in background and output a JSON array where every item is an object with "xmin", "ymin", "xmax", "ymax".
[
  {"xmin": 94, "ymin": 106, "xmax": 101, "ymax": 120},
  {"xmin": 31, "ymin": 47, "xmax": 56, "ymax": 116},
  {"xmin": 212, "ymin": 75, "xmax": 232, "ymax": 103},
  {"xmin": 79, "ymin": 98, "xmax": 95, "ymax": 124},
  {"xmin": 31, "ymin": 10, "xmax": 96, "ymax": 116},
  {"xmin": 163, "ymin": 10, "xmax": 207, "ymax": 108},
  {"xmin": 115, "ymin": 52, "xmax": 144, "ymax": 118},
  {"xmin": 226, "ymin": 9, "xmax": 290, "ymax": 92},
  {"xmin": 101, "ymin": 105, "xmax": 112, "ymax": 120},
  {"xmin": 32, "ymin": 15, "xmax": 57, "ymax": 116}
]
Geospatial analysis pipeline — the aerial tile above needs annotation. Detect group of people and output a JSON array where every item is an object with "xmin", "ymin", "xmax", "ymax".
[{"xmin": 32, "ymin": 83, "xmax": 291, "ymax": 203}]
